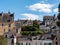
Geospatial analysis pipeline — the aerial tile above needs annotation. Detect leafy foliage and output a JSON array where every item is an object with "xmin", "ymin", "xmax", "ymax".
[
  {"xmin": 21, "ymin": 26, "xmax": 36, "ymax": 31},
  {"xmin": 58, "ymin": 4, "xmax": 60, "ymax": 12},
  {"xmin": 21, "ymin": 20, "xmax": 44, "ymax": 36},
  {"xmin": 56, "ymin": 4, "xmax": 60, "ymax": 27},
  {"xmin": 57, "ymin": 13, "xmax": 60, "ymax": 20},
  {"xmin": 21, "ymin": 31, "xmax": 44, "ymax": 36},
  {"xmin": 56, "ymin": 21, "xmax": 60, "ymax": 27},
  {"xmin": 0, "ymin": 36, "xmax": 7, "ymax": 45},
  {"xmin": 33, "ymin": 20, "xmax": 39, "ymax": 28}
]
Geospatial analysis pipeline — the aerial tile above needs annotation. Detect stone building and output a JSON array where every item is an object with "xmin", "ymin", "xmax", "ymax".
[
  {"xmin": 40, "ymin": 15, "xmax": 57, "ymax": 33},
  {"xmin": 15, "ymin": 20, "xmax": 33, "ymax": 26},
  {"xmin": 13, "ymin": 35, "xmax": 52, "ymax": 45},
  {"xmin": 0, "ymin": 12, "xmax": 21, "ymax": 35},
  {"xmin": 43, "ymin": 15, "xmax": 57, "ymax": 26},
  {"xmin": 51, "ymin": 3, "xmax": 60, "ymax": 45},
  {"xmin": 52, "ymin": 30, "xmax": 60, "ymax": 45}
]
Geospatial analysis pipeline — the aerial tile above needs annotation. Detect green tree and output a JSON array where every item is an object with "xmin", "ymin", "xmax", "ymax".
[
  {"xmin": 21, "ymin": 20, "xmax": 44, "ymax": 36},
  {"xmin": 56, "ymin": 4, "xmax": 60, "ymax": 27},
  {"xmin": 58, "ymin": 3, "xmax": 60, "ymax": 12},
  {"xmin": 57, "ymin": 13, "xmax": 60, "ymax": 20},
  {"xmin": 33, "ymin": 20, "xmax": 39, "ymax": 28},
  {"xmin": 0, "ymin": 36, "xmax": 7, "ymax": 45},
  {"xmin": 21, "ymin": 20, "xmax": 40, "ymax": 31},
  {"xmin": 21, "ymin": 26, "xmax": 36, "ymax": 31},
  {"xmin": 56, "ymin": 20, "xmax": 60, "ymax": 27}
]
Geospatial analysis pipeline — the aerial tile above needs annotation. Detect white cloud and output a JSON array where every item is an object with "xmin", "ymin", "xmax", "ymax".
[
  {"xmin": 53, "ymin": 8, "xmax": 58, "ymax": 13},
  {"xmin": 27, "ymin": 3, "xmax": 53, "ymax": 13},
  {"xmin": 21, "ymin": 13, "xmax": 41, "ymax": 20}
]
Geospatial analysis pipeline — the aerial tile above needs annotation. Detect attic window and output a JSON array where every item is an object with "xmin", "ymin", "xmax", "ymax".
[{"xmin": 10, "ymin": 14, "xmax": 13, "ymax": 17}]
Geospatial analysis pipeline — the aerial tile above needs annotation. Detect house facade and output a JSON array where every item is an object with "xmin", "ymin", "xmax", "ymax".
[
  {"xmin": 14, "ymin": 35, "xmax": 52, "ymax": 45},
  {"xmin": 0, "ymin": 12, "xmax": 21, "ymax": 35}
]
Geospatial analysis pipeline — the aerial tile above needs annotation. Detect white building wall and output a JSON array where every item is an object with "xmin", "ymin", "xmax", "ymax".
[
  {"xmin": 18, "ymin": 40, "xmax": 52, "ymax": 45},
  {"xmin": 32, "ymin": 40, "xmax": 52, "ymax": 45},
  {"xmin": 42, "ymin": 40, "xmax": 52, "ymax": 45}
]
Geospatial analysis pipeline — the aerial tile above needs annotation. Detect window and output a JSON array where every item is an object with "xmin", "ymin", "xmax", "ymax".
[
  {"xmin": 7, "ymin": 20, "xmax": 10, "ymax": 22},
  {"xmin": 2, "ymin": 24, "xmax": 3, "ymax": 26},
  {"xmin": 0, "ymin": 13, "xmax": 2, "ymax": 16},
  {"xmin": 11, "ymin": 39, "xmax": 14, "ymax": 44},
  {"xmin": 56, "ymin": 41, "xmax": 58, "ymax": 45},
  {"xmin": 26, "ymin": 43, "xmax": 30, "ymax": 45},
  {"xmin": 10, "ymin": 14, "xmax": 14, "ymax": 17},
  {"xmin": 51, "ymin": 19, "xmax": 52, "ymax": 20},
  {"xmin": 49, "ymin": 43, "xmax": 52, "ymax": 45},
  {"xmin": 35, "ymin": 42, "xmax": 37, "ymax": 45},
  {"xmin": 10, "ymin": 35, "xmax": 14, "ymax": 38},
  {"xmin": 8, "ymin": 29, "xmax": 10, "ymax": 32},
  {"xmin": 4, "ymin": 29, "xmax": 5, "ymax": 32},
  {"xmin": 16, "ymin": 29, "xmax": 18, "ymax": 33},
  {"xmin": 8, "ymin": 24, "xmax": 11, "ymax": 27},
  {"xmin": 56, "ymin": 37, "xmax": 57, "ymax": 40},
  {"xmin": 20, "ymin": 43, "xmax": 23, "ymax": 45},
  {"xmin": 5, "ymin": 35, "xmax": 7, "ymax": 38},
  {"xmin": 3, "ymin": 16, "xmax": 7, "ymax": 22},
  {"xmin": 18, "ymin": 43, "xmax": 20, "ymax": 45},
  {"xmin": 44, "ymin": 43, "xmax": 48, "ymax": 45},
  {"xmin": 48, "ymin": 19, "xmax": 49, "ymax": 20},
  {"xmin": 44, "ymin": 43, "xmax": 52, "ymax": 45},
  {"xmin": 44, "ymin": 43, "xmax": 47, "ymax": 45}
]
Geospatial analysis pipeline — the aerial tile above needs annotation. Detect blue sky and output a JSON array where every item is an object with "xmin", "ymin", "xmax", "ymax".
[{"xmin": 0, "ymin": 0, "xmax": 59, "ymax": 21}]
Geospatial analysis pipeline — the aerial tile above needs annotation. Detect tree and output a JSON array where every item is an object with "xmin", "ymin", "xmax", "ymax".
[
  {"xmin": 21, "ymin": 26, "xmax": 36, "ymax": 31},
  {"xmin": 56, "ymin": 4, "xmax": 60, "ymax": 27},
  {"xmin": 58, "ymin": 3, "xmax": 60, "ymax": 12},
  {"xmin": 57, "ymin": 13, "xmax": 60, "ymax": 20},
  {"xmin": 21, "ymin": 20, "xmax": 44, "ymax": 36},
  {"xmin": 33, "ymin": 20, "xmax": 39, "ymax": 28},
  {"xmin": 56, "ymin": 21, "xmax": 60, "ymax": 27},
  {"xmin": 0, "ymin": 36, "xmax": 7, "ymax": 45}
]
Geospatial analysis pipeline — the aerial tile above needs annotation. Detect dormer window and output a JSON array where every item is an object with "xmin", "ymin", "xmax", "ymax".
[
  {"xmin": 7, "ymin": 20, "xmax": 10, "ymax": 22},
  {"xmin": 10, "ymin": 14, "xmax": 13, "ymax": 17}
]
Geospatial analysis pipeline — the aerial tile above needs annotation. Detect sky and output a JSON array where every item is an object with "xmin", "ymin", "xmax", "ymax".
[{"xmin": 0, "ymin": 0, "xmax": 59, "ymax": 21}]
